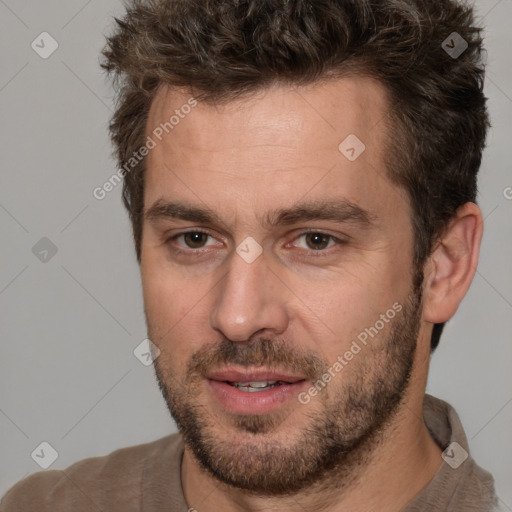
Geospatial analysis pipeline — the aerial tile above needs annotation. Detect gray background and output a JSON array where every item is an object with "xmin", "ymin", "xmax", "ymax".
[{"xmin": 1, "ymin": 0, "xmax": 511, "ymax": 506}]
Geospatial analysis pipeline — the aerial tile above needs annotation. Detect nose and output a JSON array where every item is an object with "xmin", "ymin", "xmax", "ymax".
[{"xmin": 209, "ymin": 246, "xmax": 289, "ymax": 343}]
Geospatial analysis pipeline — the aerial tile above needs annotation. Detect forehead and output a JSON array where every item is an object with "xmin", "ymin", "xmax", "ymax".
[
  {"xmin": 143, "ymin": 77, "xmax": 409, "ymax": 225},
  {"xmin": 147, "ymin": 76, "xmax": 388, "ymax": 152}
]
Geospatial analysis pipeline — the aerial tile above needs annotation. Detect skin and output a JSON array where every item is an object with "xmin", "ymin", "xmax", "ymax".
[{"xmin": 140, "ymin": 77, "xmax": 483, "ymax": 512}]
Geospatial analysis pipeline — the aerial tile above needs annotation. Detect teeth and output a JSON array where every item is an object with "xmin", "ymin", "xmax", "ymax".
[
  {"xmin": 237, "ymin": 381, "xmax": 277, "ymax": 388},
  {"xmin": 231, "ymin": 381, "xmax": 280, "ymax": 392}
]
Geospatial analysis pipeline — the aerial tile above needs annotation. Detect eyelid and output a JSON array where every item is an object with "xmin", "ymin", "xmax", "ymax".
[
  {"xmin": 287, "ymin": 230, "xmax": 346, "ymax": 256},
  {"xmin": 166, "ymin": 228, "xmax": 219, "ymax": 249}
]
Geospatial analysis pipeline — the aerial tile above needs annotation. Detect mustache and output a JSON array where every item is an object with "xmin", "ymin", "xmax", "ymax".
[{"xmin": 186, "ymin": 337, "xmax": 328, "ymax": 383}]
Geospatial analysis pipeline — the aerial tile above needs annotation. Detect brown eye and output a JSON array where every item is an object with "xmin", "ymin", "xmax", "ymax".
[
  {"xmin": 181, "ymin": 232, "xmax": 210, "ymax": 249},
  {"xmin": 303, "ymin": 233, "xmax": 333, "ymax": 251}
]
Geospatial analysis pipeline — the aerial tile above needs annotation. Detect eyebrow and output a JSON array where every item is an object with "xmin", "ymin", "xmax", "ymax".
[{"xmin": 144, "ymin": 198, "xmax": 376, "ymax": 231}]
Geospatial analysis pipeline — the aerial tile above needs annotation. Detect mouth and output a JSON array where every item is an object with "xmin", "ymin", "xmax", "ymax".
[
  {"xmin": 207, "ymin": 368, "xmax": 308, "ymax": 414},
  {"xmin": 226, "ymin": 380, "xmax": 294, "ymax": 392}
]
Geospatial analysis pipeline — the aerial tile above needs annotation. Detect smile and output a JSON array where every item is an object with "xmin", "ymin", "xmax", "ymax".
[{"xmin": 227, "ymin": 381, "xmax": 289, "ymax": 392}]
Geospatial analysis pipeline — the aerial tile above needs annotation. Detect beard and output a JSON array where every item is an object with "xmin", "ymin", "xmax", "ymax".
[{"xmin": 150, "ymin": 271, "xmax": 424, "ymax": 497}]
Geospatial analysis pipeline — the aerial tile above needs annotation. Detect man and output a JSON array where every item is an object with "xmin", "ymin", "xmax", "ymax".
[{"xmin": 0, "ymin": 0, "xmax": 501, "ymax": 510}]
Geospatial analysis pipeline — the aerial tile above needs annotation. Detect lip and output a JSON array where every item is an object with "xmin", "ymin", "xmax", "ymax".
[
  {"xmin": 207, "ymin": 367, "xmax": 308, "ymax": 415},
  {"xmin": 207, "ymin": 368, "xmax": 306, "ymax": 384}
]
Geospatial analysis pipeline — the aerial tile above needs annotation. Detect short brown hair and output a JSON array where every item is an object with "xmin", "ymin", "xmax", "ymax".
[{"xmin": 101, "ymin": 0, "xmax": 489, "ymax": 351}]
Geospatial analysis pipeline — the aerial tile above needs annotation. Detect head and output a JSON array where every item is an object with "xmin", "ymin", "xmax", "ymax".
[{"xmin": 102, "ymin": 0, "xmax": 488, "ymax": 496}]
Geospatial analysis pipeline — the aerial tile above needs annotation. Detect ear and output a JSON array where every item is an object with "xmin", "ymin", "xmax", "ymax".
[{"xmin": 422, "ymin": 202, "xmax": 483, "ymax": 324}]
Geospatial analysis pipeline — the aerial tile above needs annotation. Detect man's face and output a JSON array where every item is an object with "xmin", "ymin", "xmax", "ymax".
[{"xmin": 141, "ymin": 78, "xmax": 425, "ymax": 494}]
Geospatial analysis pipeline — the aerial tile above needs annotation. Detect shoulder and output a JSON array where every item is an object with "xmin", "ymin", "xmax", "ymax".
[
  {"xmin": 461, "ymin": 459, "xmax": 500, "ymax": 511},
  {"xmin": 0, "ymin": 433, "xmax": 182, "ymax": 512}
]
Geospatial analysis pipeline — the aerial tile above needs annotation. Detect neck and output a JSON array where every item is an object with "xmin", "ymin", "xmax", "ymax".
[{"xmin": 181, "ymin": 394, "xmax": 442, "ymax": 512}]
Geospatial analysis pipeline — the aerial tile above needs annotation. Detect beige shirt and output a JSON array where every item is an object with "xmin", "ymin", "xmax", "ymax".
[{"xmin": 0, "ymin": 394, "xmax": 500, "ymax": 511}]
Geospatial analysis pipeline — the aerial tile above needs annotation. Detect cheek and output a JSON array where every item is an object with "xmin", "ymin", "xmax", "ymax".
[
  {"xmin": 142, "ymin": 262, "xmax": 212, "ymax": 363},
  {"xmin": 321, "ymin": 289, "xmax": 380, "ymax": 353},
  {"xmin": 313, "ymin": 263, "xmax": 410, "ymax": 358},
  {"xmin": 144, "ymin": 270, "xmax": 214, "ymax": 327}
]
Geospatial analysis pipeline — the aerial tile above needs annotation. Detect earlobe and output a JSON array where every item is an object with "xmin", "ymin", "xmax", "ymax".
[{"xmin": 422, "ymin": 202, "xmax": 483, "ymax": 324}]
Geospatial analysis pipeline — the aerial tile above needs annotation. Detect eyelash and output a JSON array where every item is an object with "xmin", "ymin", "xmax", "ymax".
[{"xmin": 165, "ymin": 229, "xmax": 345, "ymax": 258}]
